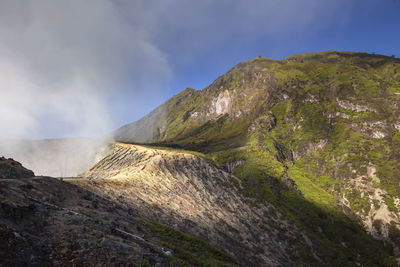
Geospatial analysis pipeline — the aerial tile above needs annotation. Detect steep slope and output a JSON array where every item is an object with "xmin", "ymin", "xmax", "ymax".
[
  {"xmin": 0, "ymin": 159, "xmax": 235, "ymax": 266},
  {"xmin": 114, "ymin": 51, "xmax": 400, "ymax": 264},
  {"xmin": 115, "ymin": 51, "xmax": 400, "ymax": 151},
  {"xmin": 77, "ymin": 143, "xmax": 314, "ymax": 266}
]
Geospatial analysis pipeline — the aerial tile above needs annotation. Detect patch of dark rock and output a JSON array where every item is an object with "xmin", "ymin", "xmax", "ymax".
[{"xmin": 0, "ymin": 156, "xmax": 35, "ymax": 179}]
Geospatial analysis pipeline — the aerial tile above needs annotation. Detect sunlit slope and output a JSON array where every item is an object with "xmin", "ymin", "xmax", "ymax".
[
  {"xmin": 78, "ymin": 142, "xmax": 312, "ymax": 266},
  {"xmin": 115, "ymin": 51, "xmax": 400, "ymax": 149}
]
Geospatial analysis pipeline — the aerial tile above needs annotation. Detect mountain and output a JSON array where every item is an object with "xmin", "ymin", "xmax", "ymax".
[{"xmin": 114, "ymin": 51, "xmax": 400, "ymax": 264}]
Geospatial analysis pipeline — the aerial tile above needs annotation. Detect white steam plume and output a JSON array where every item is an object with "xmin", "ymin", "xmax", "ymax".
[
  {"xmin": 0, "ymin": 0, "xmax": 171, "ymax": 139},
  {"xmin": 0, "ymin": 0, "xmax": 171, "ymax": 176}
]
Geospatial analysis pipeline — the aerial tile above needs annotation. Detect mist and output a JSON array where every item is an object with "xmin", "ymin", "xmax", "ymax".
[{"xmin": 0, "ymin": 138, "xmax": 110, "ymax": 177}]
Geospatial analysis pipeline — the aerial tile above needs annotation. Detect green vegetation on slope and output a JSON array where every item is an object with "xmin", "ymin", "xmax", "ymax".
[
  {"xmin": 117, "ymin": 51, "xmax": 400, "ymax": 265},
  {"xmin": 145, "ymin": 222, "xmax": 236, "ymax": 267},
  {"xmin": 205, "ymin": 137, "xmax": 396, "ymax": 266}
]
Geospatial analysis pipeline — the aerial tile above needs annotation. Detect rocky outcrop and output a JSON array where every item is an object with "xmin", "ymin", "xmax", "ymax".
[
  {"xmin": 336, "ymin": 98, "xmax": 377, "ymax": 113},
  {"xmin": 77, "ymin": 143, "xmax": 315, "ymax": 266},
  {"xmin": 0, "ymin": 157, "xmax": 34, "ymax": 179},
  {"xmin": 211, "ymin": 90, "xmax": 232, "ymax": 116},
  {"xmin": 292, "ymin": 139, "xmax": 327, "ymax": 160},
  {"xmin": 224, "ymin": 160, "xmax": 245, "ymax": 173},
  {"xmin": 337, "ymin": 164, "xmax": 400, "ymax": 249}
]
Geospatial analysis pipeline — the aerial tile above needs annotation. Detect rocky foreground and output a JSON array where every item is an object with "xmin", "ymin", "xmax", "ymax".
[{"xmin": 0, "ymin": 156, "xmax": 237, "ymax": 266}]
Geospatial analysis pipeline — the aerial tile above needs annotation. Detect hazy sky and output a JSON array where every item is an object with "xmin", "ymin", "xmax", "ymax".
[{"xmin": 0, "ymin": 0, "xmax": 399, "ymax": 139}]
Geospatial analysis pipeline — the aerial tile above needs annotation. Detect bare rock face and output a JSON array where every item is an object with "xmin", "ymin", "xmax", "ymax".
[
  {"xmin": 0, "ymin": 157, "xmax": 34, "ymax": 179},
  {"xmin": 77, "ymin": 143, "xmax": 316, "ymax": 266},
  {"xmin": 211, "ymin": 90, "xmax": 232, "ymax": 116},
  {"xmin": 337, "ymin": 164, "xmax": 400, "ymax": 243}
]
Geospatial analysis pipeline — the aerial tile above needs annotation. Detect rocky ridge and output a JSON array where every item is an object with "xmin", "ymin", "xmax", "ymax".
[{"xmin": 76, "ymin": 142, "xmax": 315, "ymax": 266}]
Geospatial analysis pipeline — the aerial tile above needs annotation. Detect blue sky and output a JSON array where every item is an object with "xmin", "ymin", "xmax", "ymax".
[
  {"xmin": 169, "ymin": 0, "xmax": 400, "ymax": 90},
  {"xmin": 0, "ymin": 0, "xmax": 399, "ymax": 139},
  {"xmin": 115, "ymin": 0, "xmax": 400, "ymax": 129}
]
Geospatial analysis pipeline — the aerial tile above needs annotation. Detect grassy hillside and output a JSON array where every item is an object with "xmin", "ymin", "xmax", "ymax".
[{"xmin": 115, "ymin": 51, "xmax": 400, "ymax": 265}]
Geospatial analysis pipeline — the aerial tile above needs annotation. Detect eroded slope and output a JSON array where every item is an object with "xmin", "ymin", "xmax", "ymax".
[{"xmin": 77, "ymin": 143, "xmax": 316, "ymax": 266}]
